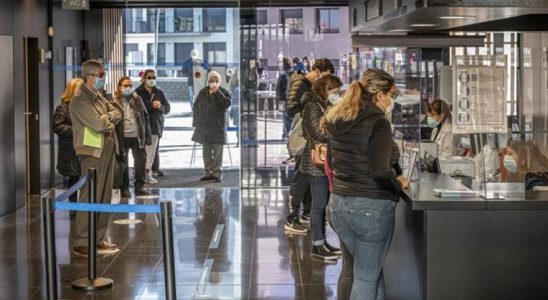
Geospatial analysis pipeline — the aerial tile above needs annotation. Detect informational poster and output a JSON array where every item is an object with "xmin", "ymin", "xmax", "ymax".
[{"xmin": 452, "ymin": 55, "xmax": 508, "ymax": 134}]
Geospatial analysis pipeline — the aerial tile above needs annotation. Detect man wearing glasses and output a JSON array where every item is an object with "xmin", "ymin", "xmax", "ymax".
[
  {"xmin": 69, "ymin": 59, "xmax": 123, "ymax": 257},
  {"xmin": 135, "ymin": 69, "xmax": 171, "ymax": 184}
]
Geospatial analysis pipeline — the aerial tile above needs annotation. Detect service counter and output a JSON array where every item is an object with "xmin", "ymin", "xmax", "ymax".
[{"xmin": 384, "ymin": 173, "xmax": 548, "ymax": 300}]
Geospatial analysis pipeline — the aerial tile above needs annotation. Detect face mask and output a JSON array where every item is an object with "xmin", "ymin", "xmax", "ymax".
[
  {"xmin": 209, "ymin": 82, "xmax": 219, "ymax": 89},
  {"xmin": 95, "ymin": 77, "xmax": 106, "ymax": 90},
  {"xmin": 327, "ymin": 93, "xmax": 340, "ymax": 104},
  {"xmin": 146, "ymin": 79, "xmax": 155, "ymax": 87},
  {"xmin": 427, "ymin": 116, "xmax": 440, "ymax": 128},
  {"xmin": 122, "ymin": 87, "xmax": 133, "ymax": 97},
  {"xmin": 503, "ymin": 155, "xmax": 517, "ymax": 173}
]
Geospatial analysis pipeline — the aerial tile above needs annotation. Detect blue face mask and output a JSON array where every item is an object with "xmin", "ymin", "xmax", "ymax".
[
  {"xmin": 122, "ymin": 87, "xmax": 133, "ymax": 97},
  {"xmin": 427, "ymin": 116, "xmax": 440, "ymax": 128},
  {"xmin": 95, "ymin": 77, "xmax": 106, "ymax": 90},
  {"xmin": 503, "ymin": 155, "xmax": 517, "ymax": 173}
]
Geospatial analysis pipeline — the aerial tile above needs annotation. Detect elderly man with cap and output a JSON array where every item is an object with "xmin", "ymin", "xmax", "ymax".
[{"xmin": 192, "ymin": 71, "xmax": 232, "ymax": 182}]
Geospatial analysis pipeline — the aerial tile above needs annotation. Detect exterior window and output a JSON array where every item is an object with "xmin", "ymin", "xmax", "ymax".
[
  {"xmin": 157, "ymin": 43, "xmax": 166, "ymax": 65},
  {"xmin": 317, "ymin": 8, "xmax": 340, "ymax": 33},
  {"xmin": 256, "ymin": 10, "xmax": 267, "ymax": 25},
  {"xmin": 281, "ymin": 9, "xmax": 304, "ymax": 34},
  {"xmin": 175, "ymin": 43, "xmax": 194, "ymax": 65},
  {"xmin": 175, "ymin": 8, "xmax": 194, "ymax": 32},
  {"xmin": 124, "ymin": 43, "xmax": 141, "ymax": 64},
  {"xmin": 203, "ymin": 8, "xmax": 226, "ymax": 32},
  {"xmin": 204, "ymin": 42, "xmax": 227, "ymax": 64},
  {"xmin": 146, "ymin": 9, "xmax": 157, "ymax": 33},
  {"xmin": 147, "ymin": 43, "xmax": 154, "ymax": 65}
]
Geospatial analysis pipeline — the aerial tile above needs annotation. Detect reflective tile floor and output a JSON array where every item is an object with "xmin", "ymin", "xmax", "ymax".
[{"xmin": 0, "ymin": 188, "xmax": 341, "ymax": 299}]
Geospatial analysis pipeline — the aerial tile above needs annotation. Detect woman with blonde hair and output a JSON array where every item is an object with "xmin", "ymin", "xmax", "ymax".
[
  {"xmin": 324, "ymin": 69, "xmax": 409, "ymax": 299},
  {"xmin": 504, "ymin": 140, "xmax": 548, "ymax": 188},
  {"xmin": 53, "ymin": 78, "xmax": 83, "ymax": 203}
]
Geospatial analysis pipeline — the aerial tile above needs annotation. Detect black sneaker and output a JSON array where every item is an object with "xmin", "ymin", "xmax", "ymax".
[
  {"xmin": 325, "ymin": 242, "xmax": 342, "ymax": 256},
  {"xmin": 311, "ymin": 245, "xmax": 339, "ymax": 262},
  {"xmin": 200, "ymin": 175, "xmax": 215, "ymax": 181},
  {"xmin": 283, "ymin": 220, "xmax": 308, "ymax": 234},
  {"xmin": 154, "ymin": 170, "xmax": 165, "ymax": 177}
]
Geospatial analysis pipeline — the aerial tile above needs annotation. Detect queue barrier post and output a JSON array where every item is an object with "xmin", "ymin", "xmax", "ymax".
[
  {"xmin": 43, "ymin": 197, "xmax": 58, "ymax": 300},
  {"xmin": 161, "ymin": 200, "xmax": 177, "ymax": 300}
]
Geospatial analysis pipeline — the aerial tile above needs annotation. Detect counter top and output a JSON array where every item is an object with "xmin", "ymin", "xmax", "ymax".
[{"xmin": 400, "ymin": 173, "xmax": 548, "ymax": 210}]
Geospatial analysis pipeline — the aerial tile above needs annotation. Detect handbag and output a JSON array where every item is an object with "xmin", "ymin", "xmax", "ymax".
[{"xmin": 311, "ymin": 143, "xmax": 327, "ymax": 167}]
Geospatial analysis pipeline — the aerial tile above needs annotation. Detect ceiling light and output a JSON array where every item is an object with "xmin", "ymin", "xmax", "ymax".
[
  {"xmin": 438, "ymin": 15, "xmax": 476, "ymax": 20},
  {"xmin": 389, "ymin": 29, "xmax": 409, "ymax": 32},
  {"xmin": 410, "ymin": 23, "xmax": 439, "ymax": 27}
]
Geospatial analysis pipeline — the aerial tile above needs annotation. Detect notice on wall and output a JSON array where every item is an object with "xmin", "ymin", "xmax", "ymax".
[{"xmin": 452, "ymin": 55, "xmax": 508, "ymax": 134}]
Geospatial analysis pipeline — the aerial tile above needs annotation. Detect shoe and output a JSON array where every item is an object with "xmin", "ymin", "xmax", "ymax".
[
  {"xmin": 200, "ymin": 175, "xmax": 215, "ymax": 181},
  {"xmin": 284, "ymin": 220, "xmax": 308, "ymax": 234},
  {"xmin": 72, "ymin": 246, "xmax": 89, "ymax": 257},
  {"xmin": 121, "ymin": 189, "xmax": 132, "ymax": 198},
  {"xmin": 325, "ymin": 242, "xmax": 342, "ymax": 256},
  {"xmin": 135, "ymin": 188, "xmax": 151, "ymax": 196},
  {"xmin": 214, "ymin": 176, "xmax": 222, "ymax": 183},
  {"xmin": 97, "ymin": 240, "xmax": 120, "ymax": 255},
  {"xmin": 153, "ymin": 170, "xmax": 164, "ymax": 177},
  {"xmin": 299, "ymin": 214, "xmax": 310, "ymax": 225},
  {"xmin": 311, "ymin": 245, "xmax": 339, "ymax": 261},
  {"xmin": 145, "ymin": 171, "xmax": 158, "ymax": 184}
]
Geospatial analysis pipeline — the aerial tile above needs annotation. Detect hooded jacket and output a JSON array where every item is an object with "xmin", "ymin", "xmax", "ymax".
[
  {"xmin": 299, "ymin": 92, "xmax": 329, "ymax": 177},
  {"xmin": 191, "ymin": 86, "xmax": 232, "ymax": 144},
  {"xmin": 326, "ymin": 97, "xmax": 402, "ymax": 201}
]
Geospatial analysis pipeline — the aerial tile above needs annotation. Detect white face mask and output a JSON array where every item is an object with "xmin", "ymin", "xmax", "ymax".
[
  {"xmin": 327, "ymin": 93, "xmax": 340, "ymax": 104},
  {"xmin": 146, "ymin": 79, "xmax": 155, "ymax": 87},
  {"xmin": 209, "ymin": 82, "xmax": 220, "ymax": 89}
]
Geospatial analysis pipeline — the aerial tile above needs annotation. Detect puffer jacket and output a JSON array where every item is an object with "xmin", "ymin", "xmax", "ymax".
[
  {"xmin": 191, "ymin": 86, "xmax": 232, "ymax": 144},
  {"xmin": 326, "ymin": 95, "xmax": 402, "ymax": 201},
  {"xmin": 53, "ymin": 102, "xmax": 80, "ymax": 177},
  {"xmin": 299, "ymin": 92, "xmax": 328, "ymax": 177},
  {"xmin": 285, "ymin": 74, "xmax": 312, "ymax": 118}
]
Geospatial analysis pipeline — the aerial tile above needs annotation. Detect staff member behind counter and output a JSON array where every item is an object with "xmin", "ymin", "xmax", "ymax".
[{"xmin": 426, "ymin": 99, "xmax": 457, "ymax": 157}]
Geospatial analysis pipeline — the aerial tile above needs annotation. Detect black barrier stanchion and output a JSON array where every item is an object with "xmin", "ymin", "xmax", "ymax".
[
  {"xmin": 161, "ymin": 201, "xmax": 176, "ymax": 300},
  {"xmin": 72, "ymin": 168, "xmax": 113, "ymax": 291},
  {"xmin": 43, "ymin": 197, "xmax": 58, "ymax": 300}
]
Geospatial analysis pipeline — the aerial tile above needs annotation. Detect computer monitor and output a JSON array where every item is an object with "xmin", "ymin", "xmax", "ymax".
[{"xmin": 422, "ymin": 150, "xmax": 441, "ymax": 174}]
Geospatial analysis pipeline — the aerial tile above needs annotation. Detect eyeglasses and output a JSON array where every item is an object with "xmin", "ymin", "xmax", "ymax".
[
  {"xmin": 146, "ymin": 76, "xmax": 156, "ymax": 80},
  {"xmin": 388, "ymin": 92, "xmax": 398, "ymax": 100},
  {"xmin": 122, "ymin": 84, "xmax": 132, "ymax": 88}
]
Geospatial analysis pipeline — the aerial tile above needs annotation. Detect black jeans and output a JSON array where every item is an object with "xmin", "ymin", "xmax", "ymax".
[
  {"xmin": 309, "ymin": 175, "xmax": 330, "ymax": 244},
  {"xmin": 152, "ymin": 138, "xmax": 160, "ymax": 172},
  {"xmin": 67, "ymin": 175, "xmax": 80, "ymax": 203},
  {"xmin": 122, "ymin": 137, "xmax": 146, "ymax": 190},
  {"xmin": 287, "ymin": 157, "xmax": 312, "ymax": 222}
]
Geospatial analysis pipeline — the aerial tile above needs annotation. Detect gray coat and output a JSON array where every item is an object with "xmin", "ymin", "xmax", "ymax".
[
  {"xmin": 112, "ymin": 93, "xmax": 152, "ymax": 149},
  {"xmin": 70, "ymin": 84, "xmax": 123, "ymax": 159},
  {"xmin": 191, "ymin": 86, "xmax": 232, "ymax": 145}
]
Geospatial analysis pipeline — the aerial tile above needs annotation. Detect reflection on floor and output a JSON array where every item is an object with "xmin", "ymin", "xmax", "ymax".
[
  {"xmin": 0, "ymin": 188, "xmax": 340, "ymax": 299},
  {"xmin": 150, "ymin": 168, "xmax": 240, "ymax": 188}
]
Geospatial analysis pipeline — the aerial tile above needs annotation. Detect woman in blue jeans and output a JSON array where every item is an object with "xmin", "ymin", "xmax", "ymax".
[
  {"xmin": 299, "ymin": 74, "xmax": 343, "ymax": 262},
  {"xmin": 322, "ymin": 69, "xmax": 409, "ymax": 299}
]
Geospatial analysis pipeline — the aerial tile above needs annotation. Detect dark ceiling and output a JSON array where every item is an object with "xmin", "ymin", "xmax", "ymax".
[{"xmin": 85, "ymin": 0, "xmax": 347, "ymax": 8}]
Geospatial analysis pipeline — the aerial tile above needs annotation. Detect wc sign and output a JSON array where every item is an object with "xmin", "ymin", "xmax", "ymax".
[{"xmin": 62, "ymin": 0, "xmax": 90, "ymax": 10}]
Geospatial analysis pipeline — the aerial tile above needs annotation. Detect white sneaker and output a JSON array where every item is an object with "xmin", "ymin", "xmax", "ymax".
[
  {"xmin": 145, "ymin": 172, "xmax": 158, "ymax": 184},
  {"xmin": 96, "ymin": 240, "xmax": 120, "ymax": 255}
]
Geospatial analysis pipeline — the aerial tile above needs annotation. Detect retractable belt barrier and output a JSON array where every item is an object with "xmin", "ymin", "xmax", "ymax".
[{"xmin": 42, "ymin": 168, "xmax": 176, "ymax": 300}]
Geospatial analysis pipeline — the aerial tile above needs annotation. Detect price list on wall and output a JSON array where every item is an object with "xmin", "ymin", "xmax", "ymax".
[{"xmin": 452, "ymin": 55, "xmax": 508, "ymax": 134}]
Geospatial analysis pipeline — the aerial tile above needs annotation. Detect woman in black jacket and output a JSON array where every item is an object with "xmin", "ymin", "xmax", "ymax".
[
  {"xmin": 53, "ymin": 78, "xmax": 83, "ymax": 203},
  {"xmin": 323, "ymin": 69, "xmax": 409, "ymax": 300},
  {"xmin": 192, "ymin": 71, "xmax": 232, "ymax": 182},
  {"xmin": 300, "ymin": 74, "xmax": 343, "ymax": 262},
  {"xmin": 113, "ymin": 76, "xmax": 152, "ymax": 196}
]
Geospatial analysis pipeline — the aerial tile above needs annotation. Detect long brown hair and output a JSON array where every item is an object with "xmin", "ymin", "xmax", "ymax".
[
  {"xmin": 311, "ymin": 74, "xmax": 342, "ymax": 105},
  {"xmin": 323, "ymin": 69, "xmax": 394, "ymax": 124},
  {"xmin": 60, "ymin": 78, "xmax": 83, "ymax": 103},
  {"xmin": 507, "ymin": 140, "xmax": 548, "ymax": 182},
  {"xmin": 114, "ymin": 76, "xmax": 132, "ymax": 99}
]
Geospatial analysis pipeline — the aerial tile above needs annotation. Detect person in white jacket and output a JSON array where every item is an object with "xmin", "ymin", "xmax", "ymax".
[{"xmin": 426, "ymin": 99, "xmax": 456, "ymax": 157}]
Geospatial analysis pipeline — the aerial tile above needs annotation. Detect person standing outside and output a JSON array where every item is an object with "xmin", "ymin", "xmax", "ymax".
[
  {"xmin": 113, "ymin": 76, "xmax": 152, "ymax": 196},
  {"xmin": 70, "ymin": 59, "xmax": 123, "ymax": 256},
  {"xmin": 135, "ymin": 69, "xmax": 171, "ymax": 184},
  {"xmin": 192, "ymin": 71, "xmax": 232, "ymax": 182},
  {"xmin": 54, "ymin": 78, "xmax": 83, "ymax": 204}
]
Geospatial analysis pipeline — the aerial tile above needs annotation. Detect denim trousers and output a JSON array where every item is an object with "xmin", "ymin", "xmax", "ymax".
[
  {"xmin": 328, "ymin": 193, "xmax": 396, "ymax": 300},
  {"xmin": 309, "ymin": 175, "xmax": 330, "ymax": 245}
]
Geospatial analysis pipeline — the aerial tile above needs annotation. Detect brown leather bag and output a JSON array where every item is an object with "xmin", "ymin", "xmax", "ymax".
[{"xmin": 311, "ymin": 143, "xmax": 327, "ymax": 167}]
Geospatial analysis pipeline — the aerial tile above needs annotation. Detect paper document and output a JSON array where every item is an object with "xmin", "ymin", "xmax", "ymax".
[{"xmin": 83, "ymin": 127, "xmax": 102, "ymax": 148}]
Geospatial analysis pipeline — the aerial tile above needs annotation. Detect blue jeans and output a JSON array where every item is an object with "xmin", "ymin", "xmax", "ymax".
[
  {"xmin": 328, "ymin": 193, "xmax": 396, "ymax": 300},
  {"xmin": 282, "ymin": 111, "xmax": 293, "ymax": 140},
  {"xmin": 309, "ymin": 175, "xmax": 330, "ymax": 245}
]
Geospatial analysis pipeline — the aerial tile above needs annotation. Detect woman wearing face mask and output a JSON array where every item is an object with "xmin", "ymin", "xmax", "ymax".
[
  {"xmin": 426, "ymin": 99, "xmax": 456, "ymax": 157},
  {"xmin": 135, "ymin": 69, "xmax": 171, "ymax": 184},
  {"xmin": 299, "ymin": 74, "xmax": 343, "ymax": 262},
  {"xmin": 323, "ymin": 68, "xmax": 409, "ymax": 300},
  {"xmin": 113, "ymin": 76, "xmax": 152, "ymax": 196},
  {"xmin": 504, "ymin": 141, "xmax": 548, "ymax": 188},
  {"xmin": 192, "ymin": 71, "xmax": 232, "ymax": 182}
]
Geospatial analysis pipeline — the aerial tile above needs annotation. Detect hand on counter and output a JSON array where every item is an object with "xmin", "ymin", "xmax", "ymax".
[{"xmin": 397, "ymin": 175, "xmax": 410, "ymax": 189}]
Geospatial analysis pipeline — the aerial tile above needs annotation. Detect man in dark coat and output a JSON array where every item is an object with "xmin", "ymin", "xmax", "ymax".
[{"xmin": 192, "ymin": 71, "xmax": 232, "ymax": 182}]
